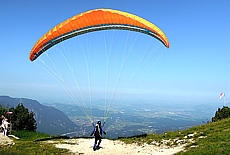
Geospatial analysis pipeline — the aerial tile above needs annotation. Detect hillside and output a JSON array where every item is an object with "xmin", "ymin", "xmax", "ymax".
[
  {"xmin": 0, "ymin": 96, "xmax": 80, "ymax": 135},
  {"xmin": 0, "ymin": 117, "xmax": 229, "ymax": 154},
  {"xmin": 120, "ymin": 117, "xmax": 230, "ymax": 155}
]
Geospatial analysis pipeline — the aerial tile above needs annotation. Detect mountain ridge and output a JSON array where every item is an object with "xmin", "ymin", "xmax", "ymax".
[{"xmin": 0, "ymin": 95, "xmax": 80, "ymax": 136}]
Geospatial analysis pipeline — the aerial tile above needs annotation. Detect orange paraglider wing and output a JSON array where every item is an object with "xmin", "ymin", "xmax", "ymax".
[{"xmin": 30, "ymin": 9, "xmax": 169, "ymax": 61}]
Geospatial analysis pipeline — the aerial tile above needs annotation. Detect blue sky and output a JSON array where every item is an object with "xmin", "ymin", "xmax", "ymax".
[{"xmin": 1, "ymin": 0, "xmax": 230, "ymax": 106}]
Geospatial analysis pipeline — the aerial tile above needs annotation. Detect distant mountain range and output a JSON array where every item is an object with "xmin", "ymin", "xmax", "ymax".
[{"xmin": 0, "ymin": 96, "xmax": 80, "ymax": 136}]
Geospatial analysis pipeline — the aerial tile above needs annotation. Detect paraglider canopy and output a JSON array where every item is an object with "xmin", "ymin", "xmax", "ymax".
[{"xmin": 29, "ymin": 8, "xmax": 169, "ymax": 61}]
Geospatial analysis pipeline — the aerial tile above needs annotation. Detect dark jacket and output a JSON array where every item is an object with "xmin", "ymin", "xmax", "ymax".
[{"xmin": 91, "ymin": 124, "xmax": 105, "ymax": 137}]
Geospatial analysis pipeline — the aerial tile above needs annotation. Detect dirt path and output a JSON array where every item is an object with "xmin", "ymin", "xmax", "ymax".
[
  {"xmin": 50, "ymin": 138, "xmax": 185, "ymax": 155},
  {"xmin": 0, "ymin": 133, "xmax": 185, "ymax": 154},
  {"xmin": 0, "ymin": 134, "xmax": 14, "ymax": 146}
]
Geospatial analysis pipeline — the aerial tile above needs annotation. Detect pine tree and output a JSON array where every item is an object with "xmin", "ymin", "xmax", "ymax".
[{"xmin": 9, "ymin": 103, "xmax": 37, "ymax": 131}]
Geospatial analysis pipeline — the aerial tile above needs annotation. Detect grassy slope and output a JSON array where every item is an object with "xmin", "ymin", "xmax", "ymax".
[
  {"xmin": 177, "ymin": 117, "xmax": 230, "ymax": 154},
  {"xmin": 0, "ymin": 118, "xmax": 229, "ymax": 154},
  {"xmin": 0, "ymin": 131, "xmax": 69, "ymax": 155},
  {"xmin": 120, "ymin": 117, "xmax": 230, "ymax": 154}
]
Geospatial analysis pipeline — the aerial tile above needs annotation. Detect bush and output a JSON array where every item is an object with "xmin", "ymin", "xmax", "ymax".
[{"xmin": 212, "ymin": 106, "xmax": 230, "ymax": 122}]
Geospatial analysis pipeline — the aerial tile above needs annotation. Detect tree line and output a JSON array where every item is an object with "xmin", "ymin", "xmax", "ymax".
[{"xmin": 0, "ymin": 103, "xmax": 36, "ymax": 132}]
